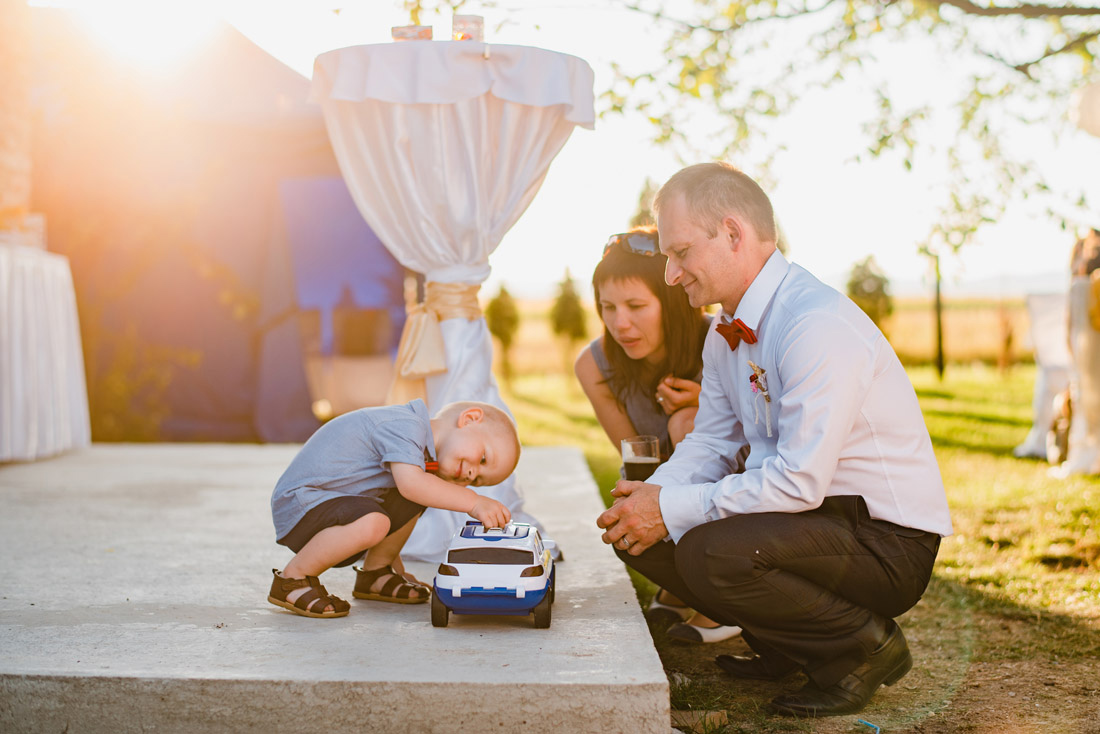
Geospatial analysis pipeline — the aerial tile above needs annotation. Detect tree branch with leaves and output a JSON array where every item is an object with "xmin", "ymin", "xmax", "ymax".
[{"xmin": 605, "ymin": 0, "xmax": 1097, "ymax": 255}]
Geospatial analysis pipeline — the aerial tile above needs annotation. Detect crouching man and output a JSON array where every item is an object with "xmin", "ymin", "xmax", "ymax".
[{"xmin": 598, "ymin": 162, "xmax": 952, "ymax": 717}]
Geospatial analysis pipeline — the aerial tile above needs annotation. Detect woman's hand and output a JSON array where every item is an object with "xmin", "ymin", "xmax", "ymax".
[{"xmin": 656, "ymin": 375, "xmax": 701, "ymax": 415}]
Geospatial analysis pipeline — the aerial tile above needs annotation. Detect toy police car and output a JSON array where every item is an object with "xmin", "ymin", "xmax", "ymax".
[{"xmin": 431, "ymin": 521, "xmax": 556, "ymax": 628}]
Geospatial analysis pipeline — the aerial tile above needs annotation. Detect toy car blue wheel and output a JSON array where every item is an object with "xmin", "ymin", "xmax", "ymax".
[
  {"xmin": 431, "ymin": 593, "xmax": 449, "ymax": 627},
  {"xmin": 533, "ymin": 592, "xmax": 551, "ymax": 628}
]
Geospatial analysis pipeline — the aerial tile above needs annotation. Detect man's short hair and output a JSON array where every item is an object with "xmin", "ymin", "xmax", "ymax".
[{"xmin": 653, "ymin": 162, "xmax": 777, "ymax": 243}]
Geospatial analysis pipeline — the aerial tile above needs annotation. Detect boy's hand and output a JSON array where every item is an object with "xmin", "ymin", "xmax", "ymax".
[
  {"xmin": 469, "ymin": 496, "xmax": 511, "ymax": 529},
  {"xmin": 390, "ymin": 462, "xmax": 512, "ymax": 524},
  {"xmin": 656, "ymin": 375, "xmax": 701, "ymax": 415}
]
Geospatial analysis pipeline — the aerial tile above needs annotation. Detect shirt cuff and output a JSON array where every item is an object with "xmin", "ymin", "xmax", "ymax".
[
  {"xmin": 382, "ymin": 449, "xmax": 428, "ymax": 471},
  {"xmin": 657, "ymin": 483, "xmax": 709, "ymax": 543}
]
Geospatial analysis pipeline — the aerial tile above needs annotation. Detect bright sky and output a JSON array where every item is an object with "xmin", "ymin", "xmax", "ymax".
[{"xmin": 56, "ymin": 0, "xmax": 1100, "ymax": 300}]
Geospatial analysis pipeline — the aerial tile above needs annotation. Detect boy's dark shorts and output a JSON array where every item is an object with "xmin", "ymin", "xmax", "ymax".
[{"xmin": 277, "ymin": 489, "xmax": 426, "ymax": 568}]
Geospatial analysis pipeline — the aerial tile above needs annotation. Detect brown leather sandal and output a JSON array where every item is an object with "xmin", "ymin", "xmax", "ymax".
[
  {"xmin": 268, "ymin": 569, "xmax": 350, "ymax": 618},
  {"xmin": 352, "ymin": 564, "xmax": 430, "ymax": 604}
]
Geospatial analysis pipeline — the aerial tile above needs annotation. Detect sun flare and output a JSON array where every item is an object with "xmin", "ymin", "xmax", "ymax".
[{"xmin": 69, "ymin": 1, "xmax": 221, "ymax": 67}]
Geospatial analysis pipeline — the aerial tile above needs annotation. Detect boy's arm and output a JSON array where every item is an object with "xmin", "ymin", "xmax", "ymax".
[{"xmin": 389, "ymin": 462, "xmax": 510, "ymax": 528}]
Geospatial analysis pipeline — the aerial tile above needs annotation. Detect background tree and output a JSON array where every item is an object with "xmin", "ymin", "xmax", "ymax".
[
  {"xmin": 607, "ymin": 0, "xmax": 1097, "ymax": 245},
  {"xmin": 603, "ymin": 0, "xmax": 1098, "ymax": 376},
  {"xmin": 485, "ymin": 284, "xmax": 520, "ymax": 386},
  {"xmin": 629, "ymin": 177, "xmax": 658, "ymax": 228},
  {"xmin": 550, "ymin": 268, "xmax": 588, "ymax": 370},
  {"xmin": 847, "ymin": 255, "xmax": 894, "ymax": 333}
]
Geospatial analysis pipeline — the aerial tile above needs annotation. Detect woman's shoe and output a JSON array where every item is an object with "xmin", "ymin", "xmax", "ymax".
[
  {"xmin": 666, "ymin": 621, "xmax": 743, "ymax": 644},
  {"xmin": 645, "ymin": 588, "xmax": 692, "ymax": 625}
]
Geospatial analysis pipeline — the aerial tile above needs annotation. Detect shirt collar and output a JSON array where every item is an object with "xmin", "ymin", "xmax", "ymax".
[
  {"xmin": 410, "ymin": 399, "xmax": 437, "ymax": 461},
  {"xmin": 723, "ymin": 249, "xmax": 789, "ymax": 330}
]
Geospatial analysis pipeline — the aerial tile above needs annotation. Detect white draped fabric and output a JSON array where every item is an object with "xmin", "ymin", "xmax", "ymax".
[
  {"xmin": 311, "ymin": 41, "xmax": 594, "ymax": 560},
  {"xmin": 0, "ymin": 244, "xmax": 91, "ymax": 461},
  {"xmin": 1014, "ymin": 293, "xmax": 1072, "ymax": 459}
]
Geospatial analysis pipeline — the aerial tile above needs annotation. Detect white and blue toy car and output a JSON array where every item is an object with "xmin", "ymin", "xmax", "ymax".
[{"xmin": 431, "ymin": 521, "xmax": 556, "ymax": 628}]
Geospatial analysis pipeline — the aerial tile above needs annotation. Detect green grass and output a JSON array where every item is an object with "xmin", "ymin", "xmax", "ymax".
[
  {"xmin": 504, "ymin": 362, "xmax": 1100, "ymax": 731},
  {"xmin": 910, "ymin": 365, "xmax": 1100, "ymax": 650}
]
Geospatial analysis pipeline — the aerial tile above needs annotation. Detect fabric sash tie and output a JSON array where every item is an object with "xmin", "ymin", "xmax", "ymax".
[{"xmin": 386, "ymin": 281, "xmax": 483, "ymax": 406}]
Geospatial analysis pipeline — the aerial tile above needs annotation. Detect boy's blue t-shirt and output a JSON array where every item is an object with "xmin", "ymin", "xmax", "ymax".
[{"xmin": 271, "ymin": 399, "xmax": 436, "ymax": 541}]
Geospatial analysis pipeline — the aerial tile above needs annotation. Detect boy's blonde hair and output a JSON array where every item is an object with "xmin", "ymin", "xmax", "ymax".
[{"xmin": 435, "ymin": 401, "xmax": 521, "ymax": 458}]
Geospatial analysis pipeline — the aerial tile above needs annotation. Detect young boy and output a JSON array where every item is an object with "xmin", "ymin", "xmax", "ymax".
[{"xmin": 268, "ymin": 398, "xmax": 519, "ymax": 618}]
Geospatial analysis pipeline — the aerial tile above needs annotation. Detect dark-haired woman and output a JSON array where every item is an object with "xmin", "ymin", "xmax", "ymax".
[{"xmin": 574, "ymin": 227, "xmax": 741, "ymax": 644}]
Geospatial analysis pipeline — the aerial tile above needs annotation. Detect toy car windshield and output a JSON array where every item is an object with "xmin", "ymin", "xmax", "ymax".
[{"xmin": 447, "ymin": 547, "xmax": 536, "ymax": 564}]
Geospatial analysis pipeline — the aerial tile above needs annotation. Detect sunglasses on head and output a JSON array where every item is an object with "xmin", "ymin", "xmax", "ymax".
[{"xmin": 602, "ymin": 232, "xmax": 659, "ymax": 258}]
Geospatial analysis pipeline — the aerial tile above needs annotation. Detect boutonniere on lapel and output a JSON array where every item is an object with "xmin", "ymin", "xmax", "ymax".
[{"xmin": 747, "ymin": 360, "xmax": 773, "ymax": 437}]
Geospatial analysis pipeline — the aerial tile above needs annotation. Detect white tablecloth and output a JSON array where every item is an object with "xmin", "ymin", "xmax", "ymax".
[
  {"xmin": 310, "ymin": 41, "xmax": 594, "ymax": 283},
  {"xmin": 311, "ymin": 41, "xmax": 594, "ymax": 560},
  {"xmin": 0, "ymin": 244, "xmax": 91, "ymax": 461}
]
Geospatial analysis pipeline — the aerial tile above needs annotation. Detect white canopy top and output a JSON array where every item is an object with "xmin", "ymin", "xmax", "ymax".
[{"xmin": 313, "ymin": 41, "xmax": 595, "ymax": 125}]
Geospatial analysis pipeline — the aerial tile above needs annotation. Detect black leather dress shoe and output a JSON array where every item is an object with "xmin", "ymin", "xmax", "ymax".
[
  {"xmin": 715, "ymin": 653, "xmax": 799, "ymax": 681},
  {"xmin": 767, "ymin": 621, "xmax": 912, "ymax": 717}
]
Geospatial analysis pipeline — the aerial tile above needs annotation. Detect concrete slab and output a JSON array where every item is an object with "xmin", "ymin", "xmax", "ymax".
[{"xmin": 0, "ymin": 444, "xmax": 669, "ymax": 733}]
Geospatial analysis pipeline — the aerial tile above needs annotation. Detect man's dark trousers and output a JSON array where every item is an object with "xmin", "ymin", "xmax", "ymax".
[{"xmin": 617, "ymin": 495, "xmax": 940, "ymax": 687}]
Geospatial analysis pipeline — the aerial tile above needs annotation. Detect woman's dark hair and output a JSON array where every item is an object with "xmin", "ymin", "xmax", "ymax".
[{"xmin": 592, "ymin": 227, "xmax": 708, "ymax": 409}]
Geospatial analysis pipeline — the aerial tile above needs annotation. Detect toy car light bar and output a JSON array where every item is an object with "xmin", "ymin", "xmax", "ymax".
[{"xmin": 460, "ymin": 521, "xmax": 531, "ymax": 540}]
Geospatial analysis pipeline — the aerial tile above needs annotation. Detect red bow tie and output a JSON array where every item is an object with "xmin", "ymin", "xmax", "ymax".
[{"xmin": 715, "ymin": 319, "xmax": 757, "ymax": 350}]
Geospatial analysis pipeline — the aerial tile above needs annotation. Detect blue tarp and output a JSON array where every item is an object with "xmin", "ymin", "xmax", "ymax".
[{"xmin": 279, "ymin": 177, "xmax": 405, "ymax": 357}]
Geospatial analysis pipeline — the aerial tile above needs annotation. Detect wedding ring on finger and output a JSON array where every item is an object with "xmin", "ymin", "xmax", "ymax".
[
  {"xmin": 619, "ymin": 537, "xmax": 631, "ymax": 549},
  {"xmin": 656, "ymin": 396, "xmax": 664, "ymax": 404}
]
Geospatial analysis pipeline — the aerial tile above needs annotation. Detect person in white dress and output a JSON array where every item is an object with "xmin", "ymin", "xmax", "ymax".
[{"xmin": 1055, "ymin": 229, "xmax": 1100, "ymax": 476}]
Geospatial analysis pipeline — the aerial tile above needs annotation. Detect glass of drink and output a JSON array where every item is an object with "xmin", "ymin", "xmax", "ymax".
[
  {"xmin": 622, "ymin": 435, "xmax": 660, "ymax": 481},
  {"xmin": 452, "ymin": 14, "xmax": 484, "ymax": 41}
]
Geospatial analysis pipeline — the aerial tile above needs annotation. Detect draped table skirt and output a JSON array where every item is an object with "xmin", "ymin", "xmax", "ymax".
[{"xmin": 0, "ymin": 244, "xmax": 91, "ymax": 461}]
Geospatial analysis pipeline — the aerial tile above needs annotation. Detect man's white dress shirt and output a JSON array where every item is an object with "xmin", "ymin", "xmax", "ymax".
[{"xmin": 652, "ymin": 250, "xmax": 953, "ymax": 542}]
